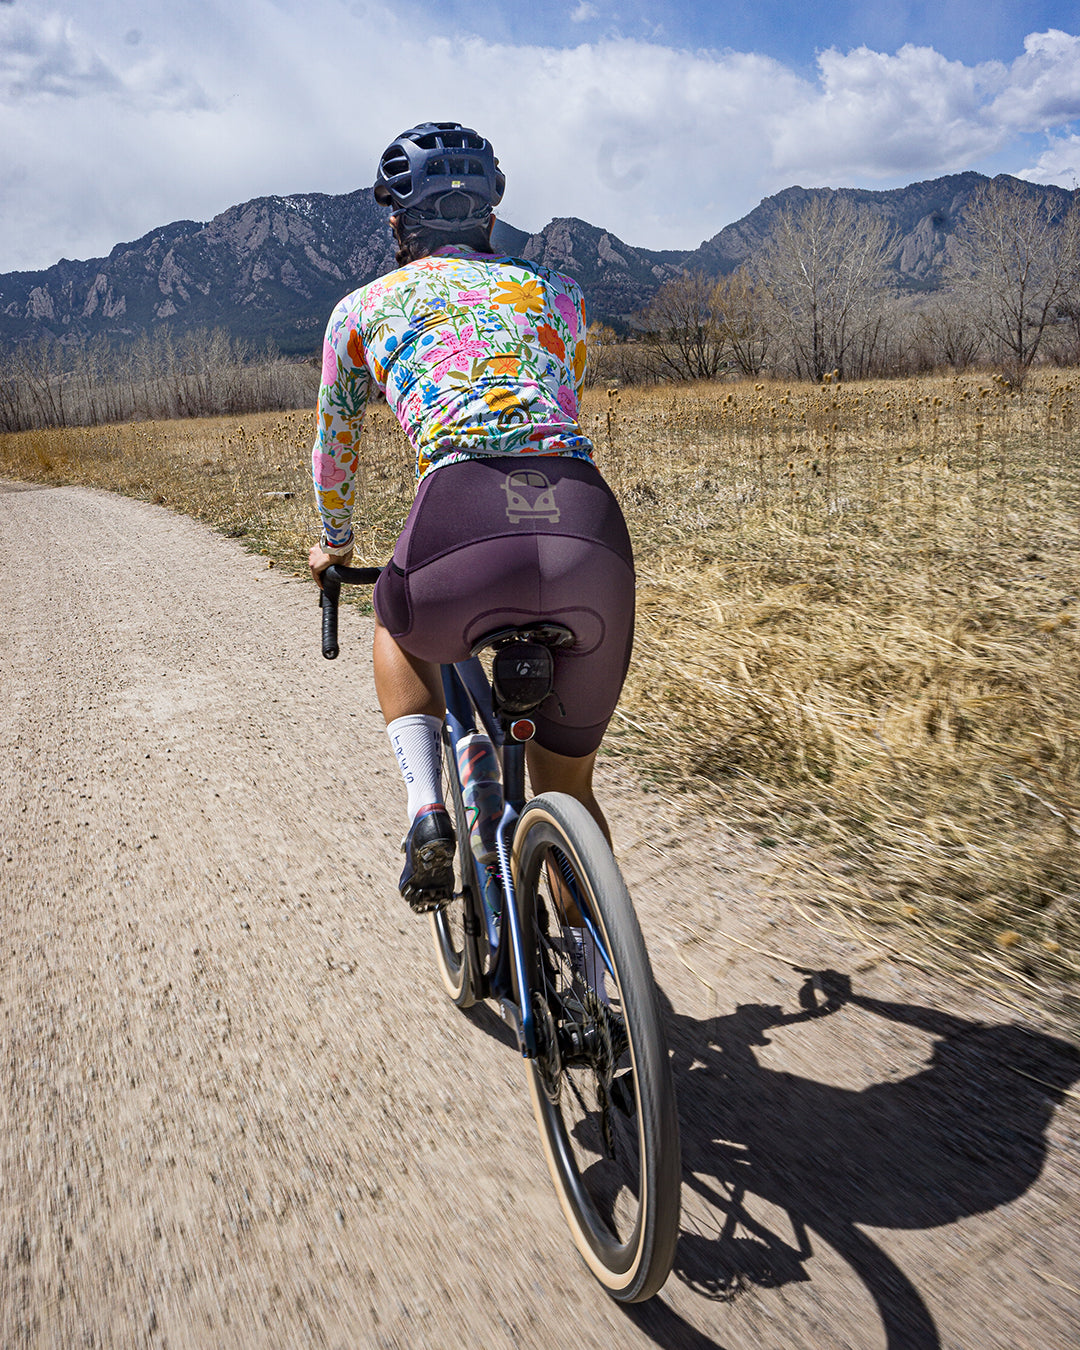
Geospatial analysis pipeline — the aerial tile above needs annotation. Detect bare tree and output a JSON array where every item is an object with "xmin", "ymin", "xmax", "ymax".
[
  {"xmin": 16, "ymin": 338, "xmax": 68, "ymax": 427},
  {"xmin": 0, "ymin": 346, "xmax": 26, "ymax": 431},
  {"xmin": 0, "ymin": 327, "xmax": 317, "ymax": 432},
  {"xmin": 947, "ymin": 177, "xmax": 1080, "ymax": 379},
  {"xmin": 752, "ymin": 195, "xmax": 896, "ymax": 381},
  {"xmin": 712, "ymin": 269, "xmax": 772, "ymax": 376},
  {"xmin": 582, "ymin": 322, "xmax": 619, "ymax": 386},
  {"xmin": 1047, "ymin": 293, "xmax": 1080, "ymax": 366},
  {"xmin": 635, "ymin": 272, "xmax": 729, "ymax": 381},
  {"xmin": 912, "ymin": 294, "xmax": 985, "ymax": 371}
]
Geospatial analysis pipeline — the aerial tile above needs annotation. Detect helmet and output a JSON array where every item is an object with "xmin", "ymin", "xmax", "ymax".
[{"xmin": 373, "ymin": 122, "xmax": 505, "ymax": 228}]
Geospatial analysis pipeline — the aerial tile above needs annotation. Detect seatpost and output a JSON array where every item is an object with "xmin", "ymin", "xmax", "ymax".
[{"xmin": 500, "ymin": 731, "xmax": 527, "ymax": 810}]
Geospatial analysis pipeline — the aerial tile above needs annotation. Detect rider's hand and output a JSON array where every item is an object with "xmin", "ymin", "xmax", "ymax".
[
  {"xmin": 796, "ymin": 968, "xmax": 852, "ymax": 1015},
  {"xmin": 309, "ymin": 540, "xmax": 353, "ymax": 589},
  {"xmin": 815, "ymin": 969, "xmax": 852, "ymax": 1011}
]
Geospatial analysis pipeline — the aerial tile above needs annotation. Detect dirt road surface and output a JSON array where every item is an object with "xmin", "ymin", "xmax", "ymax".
[{"xmin": 2, "ymin": 479, "xmax": 1078, "ymax": 1350}]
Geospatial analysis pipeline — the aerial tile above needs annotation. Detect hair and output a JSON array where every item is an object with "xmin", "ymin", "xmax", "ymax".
[{"xmin": 390, "ymin": 212, "xmax": 495, "ymax": 266}]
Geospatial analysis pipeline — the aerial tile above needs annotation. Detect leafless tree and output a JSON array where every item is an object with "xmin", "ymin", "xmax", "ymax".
[
  {"xmin": 582, "ymin": 322, "xmax": 620, "ymax": 386},
  {"xmin": 0, "ymin": 347, "xmax": 23, "ymax": 431},
  {"xmin": 0, "ymin": 329, "xmax": 318, "ymax": 432},
  {"xmin": 912, "ymin": 294, "xmax": 985, "ymax": 371},
  {"xmin": 712, "ymin": 269, "xmax": 773, "ymax": 376},
  {"xmin": 946, "ymin": 177, "xmax": 1080, "ymax": 379},
  {"xmin": 752, "ymin": 195, "xmax": 896, "ymax": 381},
  {"xmin": 635, "ymin": 272, "xmax": 729, "ymax": 381},
  {"xmin": 1047, "ymin": 294, "xmax": 1080, "ymax": 366}
]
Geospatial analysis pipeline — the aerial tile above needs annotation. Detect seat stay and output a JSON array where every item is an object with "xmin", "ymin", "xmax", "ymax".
[
  {"xmin": 439, "ymin": 622, "xmax": 578, "ymax": 1061},
  {"xmin": 490, "ymin": 796, "xmax": 534, "ymax": 1053}
]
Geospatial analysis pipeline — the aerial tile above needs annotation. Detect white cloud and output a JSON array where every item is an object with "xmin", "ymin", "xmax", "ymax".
[
  {"xmin": 0, "ymin": 7, "xmax": 208, "ymax": 107},
  {"xmin": 768, "ymin": 30, "xmax": 1080, "ymax": 184},
  {"xmin": 1018, "ymin": 132, "xmax": 1080, "ymax": 187},
  {"xmin": 769, "ymin": 44, "xmax": 1001, "ymax": 178},
  {"xmin": 1, "ymin": 4, "xmax": 1078, "ymax": 274},
  {"xmin": 570, "ymin": 2, "xmax": 598, "ymax": 21},
  {"xmin": 0, "ymin": 11, "xmax": 121, "ymax": 99},
  {"xmin": 990, "ymin": 29, "xmax": 1080, "ymax": 128}
]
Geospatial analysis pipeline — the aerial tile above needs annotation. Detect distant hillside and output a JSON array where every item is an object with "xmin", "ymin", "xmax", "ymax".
[
  {"xmin": 517, "ymin": 218, "xmax": 686, "ymax": 320},
  {"xmin": 0, "ymin": 190, "xmax": 396, "ymax": 356},
  {"xmin": 0, "ymin": 173, "xmax": 1073, "ymax": 354},
  {"xmin": 685, "ymin": 172, "xmax": 1076, "ymax": 291}
]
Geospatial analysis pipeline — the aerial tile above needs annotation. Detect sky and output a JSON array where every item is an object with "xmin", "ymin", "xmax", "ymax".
[{"xmin": 2, "ymin": 0, "xmax": 1080, "ymax": 274}]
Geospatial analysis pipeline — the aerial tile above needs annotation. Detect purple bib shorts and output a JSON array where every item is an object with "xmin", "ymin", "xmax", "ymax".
[{"xmin": 373, "ymin": 456, "xmax": 635, "ymax": 757}]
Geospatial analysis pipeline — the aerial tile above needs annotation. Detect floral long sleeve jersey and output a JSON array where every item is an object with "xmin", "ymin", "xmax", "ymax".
[{"xmin": 312, "ymin": 246, "xmax": 595, "ymax": 547}]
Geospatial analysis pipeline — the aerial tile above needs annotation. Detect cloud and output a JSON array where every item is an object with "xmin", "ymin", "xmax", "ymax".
[
  {"xmin": 1018, "ymin": 132, "xmax": 1080, "ymax": 187},
  {"xmin": 0, "ymin": 8, "xmax": 208, "ymax": 108},
  {"xmin": 990, "ymin": 28, "xmax": 1080, "ymax": 127},
  {"xmin": 0, "ymin": 11, "xmax": 123, "ymax": 99},
  {"xmin": 768, "ymin": 30, "xmax": 1080, "ymax": 183},
  {"xmin": 570, "ymin": 2, "xmax": 598, "ymax": 20},
  {"xmin": 1, "ymin": 4, "xmax": 1078, "ymax": 275},
  {"xmin": 768, "ymin": 44, "xmax": 1000, "ymax": 178}
]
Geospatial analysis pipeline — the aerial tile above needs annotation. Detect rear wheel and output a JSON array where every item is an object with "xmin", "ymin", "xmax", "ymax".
[
  {"xmin": 429, "ymin": 726, "xmax": 480, "ymax": 1007},
  {"xmin": 513, "ymin": 793, "xmax": 681, "ymax": 1303}
]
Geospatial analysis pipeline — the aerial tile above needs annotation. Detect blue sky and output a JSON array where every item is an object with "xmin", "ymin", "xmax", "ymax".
[
  {"xmin": 2, "ymin": 0, "xmax": 1079, "ymax": 273},
  {"xmin": 394, "ymin": 0, "xmax": 1078, "ymax": 69}
]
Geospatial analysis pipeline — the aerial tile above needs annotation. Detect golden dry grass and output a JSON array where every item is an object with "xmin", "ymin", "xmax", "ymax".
[{"xmin": 3, "ymin": 370, "xmax": 1078, "ymax": 1002}]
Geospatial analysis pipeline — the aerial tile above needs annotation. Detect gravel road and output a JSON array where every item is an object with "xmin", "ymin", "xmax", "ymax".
[{"xmin": 2, "ymin": 479, "xmax": 1078, "ymax": 1350}]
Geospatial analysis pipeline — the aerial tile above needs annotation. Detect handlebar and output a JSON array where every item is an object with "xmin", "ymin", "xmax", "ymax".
[{"xmin": 319, "ymin": 564, "xmax": 383, "ymax": 659}]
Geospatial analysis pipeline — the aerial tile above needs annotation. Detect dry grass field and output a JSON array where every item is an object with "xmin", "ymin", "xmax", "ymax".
[{"xmin": 3, "ymin": 370, "xmax": 1078, "ymax": 1003}]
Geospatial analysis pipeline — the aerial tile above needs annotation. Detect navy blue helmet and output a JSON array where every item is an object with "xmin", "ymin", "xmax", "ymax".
[{"xmin": 374, "ymin": 122, "xmax": 505, "ymax": 227}]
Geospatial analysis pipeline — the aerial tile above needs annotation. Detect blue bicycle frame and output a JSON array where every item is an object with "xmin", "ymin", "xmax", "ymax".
[
  {"xmin": 320, "ymin": 564, "xmax": 595, "ymax": 1064},
  {"xmin": 441, "ymin": 658, "xmax": 539, "ymax": 1057}
]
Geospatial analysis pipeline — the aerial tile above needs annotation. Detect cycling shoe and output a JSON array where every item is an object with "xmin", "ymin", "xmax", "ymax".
[{"xmin": 399, "ymin": 805, "xmax": 455, "ymax": 913}]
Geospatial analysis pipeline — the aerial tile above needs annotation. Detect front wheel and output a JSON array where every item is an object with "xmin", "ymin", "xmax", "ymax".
[{"xmin": 513, "ymin": 793, "xmax": 681, "ymax": 1303}]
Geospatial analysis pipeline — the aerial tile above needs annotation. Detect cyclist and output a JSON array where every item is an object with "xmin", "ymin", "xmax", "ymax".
[{"xmin": 309, "ymin": 122, "xmax": 635, "ymax": 913}]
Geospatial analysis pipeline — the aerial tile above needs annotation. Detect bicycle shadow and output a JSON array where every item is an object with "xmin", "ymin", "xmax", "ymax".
[
  {"xmin": 626, "ymin": 970, "xmax": 1080, "ymax": 1350},
  {"xmin": 462, "ymin": 997, "xmax": 521, "ymax": 1051}
]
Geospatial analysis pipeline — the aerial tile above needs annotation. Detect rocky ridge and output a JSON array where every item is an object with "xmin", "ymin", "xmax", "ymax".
[{"xmin": 0, "ymin": 173, "xmax": 1072, "ymax": 353}]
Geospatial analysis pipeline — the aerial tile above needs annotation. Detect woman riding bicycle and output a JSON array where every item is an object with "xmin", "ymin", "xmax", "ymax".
[{"xmin": 308, "ymin": 122, "xmax": 635, "ymax": 912}]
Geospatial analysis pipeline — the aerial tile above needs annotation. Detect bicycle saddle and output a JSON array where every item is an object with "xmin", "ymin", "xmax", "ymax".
[{"xmin": 468, "ymin": 623, "xmax": 576, "ymax": 658}]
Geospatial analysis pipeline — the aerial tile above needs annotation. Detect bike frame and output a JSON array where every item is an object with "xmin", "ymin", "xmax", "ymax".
[
  {"xmin": 320, "ymin": 563, "xmax": 607, "ymax": 1063},
  {"xmin": 441, "ymin": 657, "xmax": 538, "ymax": 1057}
]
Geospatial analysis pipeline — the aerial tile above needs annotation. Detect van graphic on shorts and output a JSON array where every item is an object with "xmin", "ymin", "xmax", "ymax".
[{"xmin": 503, "ymin": 469, "xmax": 560, "ymax": 524}]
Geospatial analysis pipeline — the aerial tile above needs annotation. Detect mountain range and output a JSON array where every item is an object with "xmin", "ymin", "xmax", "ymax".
[{"xmin": 0, "ymin": 173, "xmax": 1072, "ymax": 356}]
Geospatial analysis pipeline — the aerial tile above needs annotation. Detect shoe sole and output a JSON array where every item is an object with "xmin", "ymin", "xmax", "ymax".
[{"xmin": 401, "ymin": 840, "xmax": 455, "ymax": 914}]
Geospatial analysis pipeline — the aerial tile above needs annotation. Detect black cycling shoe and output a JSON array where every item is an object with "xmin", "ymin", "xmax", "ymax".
[{"xmin": 399, "ymin": 805, "xmax": 455, "ymax": 914}]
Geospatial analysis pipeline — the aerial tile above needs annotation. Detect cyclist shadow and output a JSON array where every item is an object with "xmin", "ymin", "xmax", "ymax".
[{"xmin": 628, "ymin": 970, "xmax": 1080, "ymax": 1350}]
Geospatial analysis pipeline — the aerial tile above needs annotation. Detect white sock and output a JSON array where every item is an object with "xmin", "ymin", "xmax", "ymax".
[{"xmin": 386, "ymin": 714, "xmax": 444, "ymax": 822}]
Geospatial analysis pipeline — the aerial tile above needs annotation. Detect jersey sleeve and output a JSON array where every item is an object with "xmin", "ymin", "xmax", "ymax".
[
  {"xmin": 569, "ymin": 280, "xmax": 589, "ymax": 401},
  {"xmin": 311, "ymin": 297, "xmax": 370, "ymax": 547}
]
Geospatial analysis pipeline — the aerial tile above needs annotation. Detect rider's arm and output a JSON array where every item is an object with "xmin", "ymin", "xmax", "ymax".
[{"xmin": 311, "ymin": 296, "xmax": 371, "ymax": 551}]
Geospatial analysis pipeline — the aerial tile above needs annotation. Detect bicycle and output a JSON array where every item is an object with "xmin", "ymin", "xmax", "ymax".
[{"xmin": 319, "ymin": 565, "xmax": 681, "ymax": 1302}]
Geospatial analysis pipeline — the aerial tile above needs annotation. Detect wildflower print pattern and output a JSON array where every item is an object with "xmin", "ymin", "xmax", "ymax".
[{"xmin": 312, "ymin": 246, "xmax": 593, "ymax": 546}]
